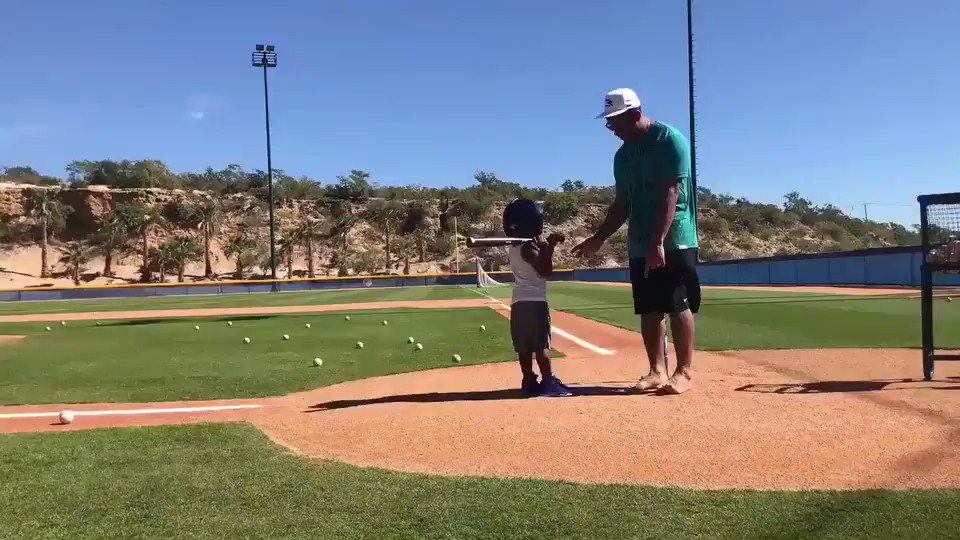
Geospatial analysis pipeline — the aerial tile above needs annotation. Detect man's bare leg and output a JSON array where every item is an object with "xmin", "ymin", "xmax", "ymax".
[
  {"xmin": 661, "ymin": 308, "xmax": 695, "ymax": 394},
  {"xmin": 635, "ymin": 312, "xmax": 669, "ymax": 390}
]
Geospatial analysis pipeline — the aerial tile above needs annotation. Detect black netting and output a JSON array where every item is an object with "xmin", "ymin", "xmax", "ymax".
[{"xmin": 924, "ymin": 203, "xmax": 960, "ymax": 271}]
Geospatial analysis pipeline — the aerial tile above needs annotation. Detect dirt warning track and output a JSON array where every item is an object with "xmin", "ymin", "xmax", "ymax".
[
  {"xmin": 2, "ymin": 299, "xmax": 959, "ymax": 491},
  {"xmin": 0, "ymin": 299, "xmax": 492, "ymax": 323},
  {"xmin": 0, "ymin": 335, "xmax": 25, "ymax": 345}
]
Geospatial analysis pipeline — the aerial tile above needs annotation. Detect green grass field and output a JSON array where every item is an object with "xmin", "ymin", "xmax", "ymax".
[
  {"xmin": 0, "ymin": 284, "xmax": 498, "ymax": 316},
  {"xmin": 0, "ymin": 307, "xmax": 518, "ymax": 405},
  {"xmin": 3, "ymin": 282, "xmax": 959, "ymax": 539},
  {"xmin": 4, "ymin": 282, "xmax": 956, "ymax": 350},
  {"xmin": 2, "ymin": 424, "xmax": 957, "ymax": 540},
  {"xmin": 1, "ymin": 283, "xmax": 956, "ymax": 404},
  {"xmin": 549, "ymin": 283, "xmax": 960, "ymax": 350}
]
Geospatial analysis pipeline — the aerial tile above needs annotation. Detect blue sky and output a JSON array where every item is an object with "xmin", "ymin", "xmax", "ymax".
[{"xmin": 2, "ymin": 0, "xmax": 958, "ymax": 226}]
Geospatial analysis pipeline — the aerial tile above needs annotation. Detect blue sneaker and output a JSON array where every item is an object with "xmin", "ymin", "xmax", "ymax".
[
  {"xmin": 540, "ymin": 376, "xmax": 573, "ymax": 397},
  {"xmin": 521, "ymin": 375, "xmax": 540, "ymax": 397}
]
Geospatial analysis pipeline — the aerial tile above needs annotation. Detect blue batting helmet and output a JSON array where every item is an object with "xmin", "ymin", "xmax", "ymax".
[{"xmin": 502, "ymin": 198, "xmax": 543, "ymax": 239}]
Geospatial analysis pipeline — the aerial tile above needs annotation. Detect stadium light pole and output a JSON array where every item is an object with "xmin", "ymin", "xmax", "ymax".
[
  {"xmin": 677, "ymin": 0, "xmax": 698, "ymax": 376},
  {"xmin": 687, "ymin": 0, "xmax": 698, "ymax": 224},
  {"xmin": 252, "ymin": 44, "xmax": 278, "ymax": 283}
]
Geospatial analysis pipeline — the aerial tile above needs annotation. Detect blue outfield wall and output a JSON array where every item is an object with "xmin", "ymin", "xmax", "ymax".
[
  {"xmin": 576, "ymin": 246, "xmax": 960, "ymax": 288},
  {"xmin": 1, "ymin": 248, "xmax": 957, "ymax": 303},
  {"xmin": 0, "ymin": 269, "xmax": 577, "ymax": 303}
]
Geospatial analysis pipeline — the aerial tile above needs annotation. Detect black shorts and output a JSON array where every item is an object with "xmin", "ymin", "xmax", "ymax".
[
  {"xmin": 510, "ymin": 301, "xmax": 551, "ymax": 354},
  {"xmin": 629, "ymin": 248, "xmax": 701, "ymax": 315}
]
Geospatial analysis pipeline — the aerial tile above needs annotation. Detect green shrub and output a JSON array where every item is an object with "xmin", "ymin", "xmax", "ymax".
[
  {"xmin": 794, "ymin": 238, "xmax": 821, "ymax": 252},
  {"xmin": 816, "ymin": 221, "xmax": 846, "ymax": 242},
  {"xmin": 351, "ymin": 251, "xmax": 380, "ymax": 275},
  {"xmin": 781, "ymin": 212, "xmax": 801, "ymax": 226},
  {"xmin": 734, "ymin": 235, "xmax": 756, "ymax": 250},
  {"xmin": 607, "ymin": 230, "xmax": 628, "ymax": 260},
  {"xmin": 754, "ymin": 226, "xmax": 776, "ymax": 241},
  {"xmin": 543, "ymin": 192, "xmax": 579, "ymax": 225},
  {"xmin": 431, "ymin": 234, "xmax": 454, "ymax": 257},
  {"xmin": 697, "ymin": 215, "xmax": 729, "ymax": 236},
  {"xmin": 836, "ymin": 234, "xmax": 864, "ymax": 251}
]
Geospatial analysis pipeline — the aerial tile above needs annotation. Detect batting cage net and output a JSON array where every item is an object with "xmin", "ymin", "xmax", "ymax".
[
  {"xmin": 475, "ymin": 259, "xmax": 504, "ymax": 288},
  {"xmin": 920, "ymin": 194, "xmax": 960, "ymax": 273},
  {"xmin": 917, "ymin": 192, "xmax": 960, "ymax": 380}
]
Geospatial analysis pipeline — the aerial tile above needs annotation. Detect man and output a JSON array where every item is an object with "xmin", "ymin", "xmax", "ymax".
[{"xmin": 572, "ymin": 88, "xmax": 700, "ymax": 394}]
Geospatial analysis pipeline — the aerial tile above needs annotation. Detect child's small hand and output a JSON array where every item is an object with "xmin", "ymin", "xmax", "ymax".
[{"xmin": 531, "ymin": 235, "xmax": 550, "ymax": 250}]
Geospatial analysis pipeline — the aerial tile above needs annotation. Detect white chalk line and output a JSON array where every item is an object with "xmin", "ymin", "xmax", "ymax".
[
  {"xmin": 0, "ymin": 404, "xmax": 263, "ymax": 420},
  {"xmin": 463, "ymin": 286, "xmax": 616, "ymax": 356}
]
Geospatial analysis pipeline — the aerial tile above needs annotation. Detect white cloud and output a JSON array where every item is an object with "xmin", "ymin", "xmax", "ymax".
[{"xmin": 185, "ymin": 93, "xmax": 224, "ymax": 121}]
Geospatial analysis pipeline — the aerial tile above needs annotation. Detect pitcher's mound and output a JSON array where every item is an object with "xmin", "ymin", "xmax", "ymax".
[{"xmin": 257, "ymin": 345, "xmax": 960, "ymax": 491}]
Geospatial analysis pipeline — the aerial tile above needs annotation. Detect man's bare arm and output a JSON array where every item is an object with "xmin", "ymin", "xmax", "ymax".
[
  {"xmin": 649, "ymin": 179, "xmax": 681, "ymax": 247},
  {"xmin": 592, "ymin": 193, "xmax": 628, "ymax": 242}
]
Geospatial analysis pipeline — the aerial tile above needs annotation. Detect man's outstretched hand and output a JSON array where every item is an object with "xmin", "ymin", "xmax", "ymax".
[
  {"xmin": 572, "ymin": 235, "xmax": 604, "ymax": 259},
  {"xmin": 644, "ymin": 243, "xmax": 666, "ymax": 277}
]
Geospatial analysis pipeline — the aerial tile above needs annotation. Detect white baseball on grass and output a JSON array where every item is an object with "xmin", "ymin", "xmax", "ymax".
[
  {"xmin": 45, "ymin": 326, "xmax": 51, "ymax": 332},
  {"xmin": 407, "ymin": 336, "xmax": 415, "ymax": 343},
  {"xmin": 382, "ymin": 320, "xmax": 389, "ymax": 326},
  {"xmin": 58, "ymin": 410, "xmax": 75, "ymax": 425},
  {"xmin": 356, "ymin": 341, "xmax": 364, "ymax": 349},
  {"xmin": 227, "ymin": 321, "xmax": 233, "ymax": 326},
  {"xmin": 452, "ymin": 354, "xmax": 462, "ymax": 363},
  {"xmin": 194, "ymin": 325, "xmax": 200, "ymax": 331},
  {"xmin": 305, "ymin": 323, "xmax": 312, "ymax": 329},
  {"xmin": 60, "ymin": 321, "xmax": 66, "ymax": 326},
  {"xmin": 313, "ymin": 358, "xmax": 323, "ymax": 367},
  {"xmin": 480, "ymin": 325, "xmax": 486, "ymax": 331},
  {"xmin": 345, "ymin": 316, "xmax": 351, "ymax": 321},
  {"xmin": 948, "ymin": 297, "xmax": 954, "ymax": 302},
  {"xmin": 243, "ymin": 337, "xmax": 251, "ymax": 344},
  {"xmin": 415, "ymin": 343, "xmax": 424, "ymax": 351},
  {"xmin": 283, "ymin": 334, "xmax": 290, "ymax": 341}
]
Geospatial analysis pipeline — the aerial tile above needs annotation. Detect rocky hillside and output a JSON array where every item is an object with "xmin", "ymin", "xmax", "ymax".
[{"xmin": 0, "ymin": 177, "xmax": 920, "ymax": 289}]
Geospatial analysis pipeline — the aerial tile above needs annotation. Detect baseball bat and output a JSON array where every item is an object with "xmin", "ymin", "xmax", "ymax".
[{"xmin": 466, "ymin": 236, "xmax": 531, "ymax": 248}]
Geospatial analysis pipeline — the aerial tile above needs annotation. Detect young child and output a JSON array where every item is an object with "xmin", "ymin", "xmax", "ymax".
[{"xmin": 503, "ymin": 198, "xmax": 572, "ymax": 397}]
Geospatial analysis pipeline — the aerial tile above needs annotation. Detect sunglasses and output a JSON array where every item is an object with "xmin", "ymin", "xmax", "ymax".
[{"xmin": 604, "ymin": 109, "xmax": 638, "ymax": 130}]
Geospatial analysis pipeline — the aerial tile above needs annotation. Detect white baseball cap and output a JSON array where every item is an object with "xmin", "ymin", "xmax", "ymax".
[{"xmin": 596, "ymin": 88, "xmax": 641, "ymax": 119}]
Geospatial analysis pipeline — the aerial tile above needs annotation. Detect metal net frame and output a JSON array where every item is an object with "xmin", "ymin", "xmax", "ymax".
[{"xmin": 918, "ymin": 192, "xmax": 960, "ymax": 380}]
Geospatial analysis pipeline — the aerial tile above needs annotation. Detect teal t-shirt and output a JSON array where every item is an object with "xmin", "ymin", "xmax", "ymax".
[{"xmin": 613, "ymin": 121, "xmax": 698, "ymax": 258}]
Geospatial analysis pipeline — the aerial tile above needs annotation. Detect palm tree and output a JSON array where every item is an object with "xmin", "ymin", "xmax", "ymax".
[
  {"xmin": 223, "ymin": 233, "xmax": 258, "ymax": 279},
  {"xmin": 93, "ymin": 214, "xmax": 128, "ymax": 277},
  {"xmin": 363, "ymin": 200, "xmax": 406, "ymax": 272},
  {"xmin": 114, "ymin": 201, "xmax": 163, "ymax": 282},
  {"xmin": 161, "ymin": 237, "xmax": 202, "ymax": 283},
  {"xmin": 186, "ymin": 198, "xmax": 222, "ymax": 278},
  {"xmin": 401, "ymin": 200, "xmax": 436, "ymax": 263},
  {"xmin": 277, "ymin": 235, "xmax": 296, "ymax": 279},
  {"xmin": 437, "ymin": 195, "xmax": 464, "ymax": 233},
  {"xmin": 394, "ymin": 234, "xmax": 416, "ymax": 274},
  {"xmin": 28, "ymin": 189, "xmax": 72, "ymax": 278},
  {"xmin": 57, "ymin": 241, "xmax": 92, "ymax": 285},
  {"xmin": 327, "ymin": 201, "xmax": 358, "ymax": 276},
  {"xmin": 152, "ymin": 243, "xmax": 175, "ymax": 283},
  {"xmin": 293, "ymin": 215, "xmax": 325, "ymax": 278}
]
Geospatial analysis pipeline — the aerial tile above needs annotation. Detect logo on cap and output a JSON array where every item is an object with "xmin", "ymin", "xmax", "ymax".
[{"xmin": 597, "ymin": 88, "xmax": 641, "ymax": 119}]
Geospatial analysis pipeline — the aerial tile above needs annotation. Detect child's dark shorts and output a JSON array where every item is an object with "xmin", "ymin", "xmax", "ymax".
[{"xmin": 510, "ymin": 301, "xmax": 551, "ymax": 354}]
